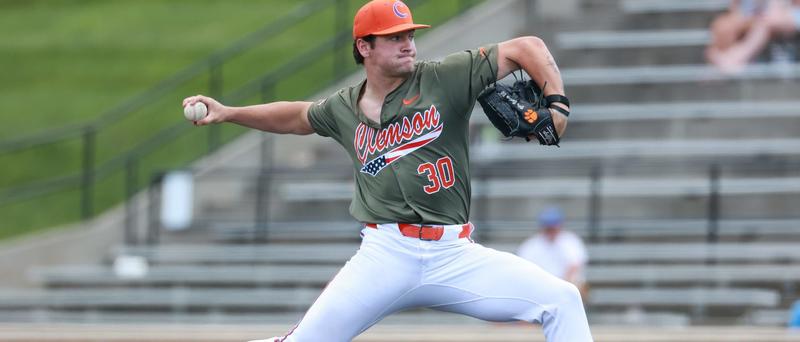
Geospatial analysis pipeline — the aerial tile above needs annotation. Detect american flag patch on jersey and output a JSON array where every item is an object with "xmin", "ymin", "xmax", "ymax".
[{"xmin": 360, "ymin": 125, "xmax": 443, "ymax": 176}]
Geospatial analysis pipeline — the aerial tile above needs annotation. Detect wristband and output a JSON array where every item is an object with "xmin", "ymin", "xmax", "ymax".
[
  {"xmin": 549, "ymin": 105, "xmax": 570, "ymax": 117},
  {"xmin": 545, "ymin": 94, "xmax": 570, "ymax": 108}
]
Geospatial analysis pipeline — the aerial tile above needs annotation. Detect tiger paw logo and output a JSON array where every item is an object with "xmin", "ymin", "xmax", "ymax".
[
  {"xmin": 524, "ymin": 109, "xmax": 537, "ymax": 123},
  {"xmin": 393, "ymin": 1, "xmax": 409, "ymax": 18}
]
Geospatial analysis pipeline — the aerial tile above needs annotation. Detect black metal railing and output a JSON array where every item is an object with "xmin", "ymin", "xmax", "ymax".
[
  {"xmin": 0, "ymin": 0, "xmax": 337, "ymax": 155},
  {"xmin": 0, "ymin": 0, "xmax": 342, "ymax": 213},
  {"xmin": 134, "ymin": 159, "xmax": 800, "ymax": 245},
  {"xmin": 0, "ymin": 0, "xmax": 482, "ymax": 234}
]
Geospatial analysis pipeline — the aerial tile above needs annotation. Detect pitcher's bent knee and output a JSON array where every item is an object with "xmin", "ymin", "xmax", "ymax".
[{"xmin": 554, "ymin": 280, "xmax": 585, "ymax": 312}]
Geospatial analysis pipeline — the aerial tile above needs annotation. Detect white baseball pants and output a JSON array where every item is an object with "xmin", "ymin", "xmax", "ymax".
[{"xmin": 274, "ymin": 223, "xmax": 593, "ymax": 342}]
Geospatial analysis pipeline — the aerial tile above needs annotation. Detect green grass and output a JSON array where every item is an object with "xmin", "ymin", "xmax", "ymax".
[
  {"xmin": 0, "ymin": 0, "xmax": 301, "ymax": 136},
  {"xmin": 0, "ymin": 0, "xmax": 483, "ymax": 238}
]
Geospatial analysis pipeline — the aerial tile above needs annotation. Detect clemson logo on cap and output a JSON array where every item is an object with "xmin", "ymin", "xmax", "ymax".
[{"xmin": 392, "ymin": 1, "xmax": 409, "ymax": 18}]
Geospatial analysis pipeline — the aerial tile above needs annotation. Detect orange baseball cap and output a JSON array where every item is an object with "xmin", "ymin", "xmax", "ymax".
[{"xmin": 353, "ymin": 0, "xmax": 431, "ymax": 39}]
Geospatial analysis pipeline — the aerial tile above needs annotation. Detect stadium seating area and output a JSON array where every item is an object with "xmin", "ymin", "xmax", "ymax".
[{"xmin": 0, "ymin": 0, "xmax": 799, "ymax": 334}]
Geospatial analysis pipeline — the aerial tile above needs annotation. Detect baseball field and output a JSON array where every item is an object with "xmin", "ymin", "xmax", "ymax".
[{"xmin": 1, "ymin": 0, "xmax": 800, "ymax": 341}]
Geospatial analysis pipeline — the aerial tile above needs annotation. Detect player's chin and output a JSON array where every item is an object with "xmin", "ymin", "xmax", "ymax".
[
  {"xmin": 392, "ymin": 60, "xmax": 415, "ymax": 76},
  {"xmin": 400, "ymin": 56, "xmax": 415, "ymax": 66}
]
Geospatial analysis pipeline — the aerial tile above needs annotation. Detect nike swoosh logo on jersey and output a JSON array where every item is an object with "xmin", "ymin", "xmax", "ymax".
[{"xmin": 402, "ymin": 94, "xmax": 420, "ymax": 106}]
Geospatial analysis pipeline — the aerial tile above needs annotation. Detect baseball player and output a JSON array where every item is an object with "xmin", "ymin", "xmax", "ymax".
[{"xmin": 182, "ymin": 1, "xmax": 592, "ymax": 341}]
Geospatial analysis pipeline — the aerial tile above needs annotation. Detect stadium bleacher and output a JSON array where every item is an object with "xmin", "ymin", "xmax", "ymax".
[{"xmin": 0, "ymin": 0, "xmax": 798, "ymax": 334}]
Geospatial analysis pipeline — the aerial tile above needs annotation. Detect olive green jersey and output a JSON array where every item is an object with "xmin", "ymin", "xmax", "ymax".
[{"xmin": 307, "ymin": 44, "xmax": 499, "ymax": 225}]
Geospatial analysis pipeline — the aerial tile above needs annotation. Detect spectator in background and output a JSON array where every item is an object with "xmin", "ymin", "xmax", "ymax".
[
  {"xmin": 517, "ymin": 206, "xmax": 589, "ymax": 299},
  {"xmin": 706, "ymin": 0, "xmax": 800, "ymax": 74}
]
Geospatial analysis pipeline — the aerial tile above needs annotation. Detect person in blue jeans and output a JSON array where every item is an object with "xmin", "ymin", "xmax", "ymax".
[{"xmin": 790, "ymin": 300, "xmax": 800, "ymax": 328}]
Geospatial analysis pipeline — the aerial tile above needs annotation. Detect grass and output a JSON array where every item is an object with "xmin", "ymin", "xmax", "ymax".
[
  {"xmin": 0, "ymin": 0, "xmax": 483, "ymax": 240},
  {"xmin": 0, "ymin": 0, "xmax": 297, "ymax": 137}
]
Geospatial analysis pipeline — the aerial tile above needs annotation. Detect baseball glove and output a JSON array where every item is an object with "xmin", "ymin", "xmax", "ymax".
[{"xmin": 477, "ymin": 79, "xmax": 570, "ymax": 146}]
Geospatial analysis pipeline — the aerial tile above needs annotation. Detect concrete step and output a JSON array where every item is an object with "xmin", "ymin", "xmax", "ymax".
[
  {"xmin": 566, "ymin": 116, "xmax": 800, "ymax": 140},
  {"xmin": 562, "ymin": 63, "xmax": 800, "ymax": 103},
  {"xmin": 113, "ymin": 243, "xmax": 360, "ymax": 265},
  {"xmin": 276, "ymin": 176, "xmax": 800, "ymax": 202},
  {"xmin": 193, "ymin": 152, "xmax": 800, "ymax": 232},
  {"xmin": 261, "ymin": 175, "xmax": 800, "ymax": 225},
  {"xmin": 32, "ymin": 264, "xmax": 341, "ymax": 288},
  {"xmin": 0, "ymin": 286, "xmax": 776, "ymax": 324},
  {"xmin": 175, "ymin": 218, "xmax": 800, "ymax": 244},
  {"xmin": 557, "ymin": 29, "xmax": 709, "ymax": 50},
  {"xmin": 479, "ymin": 195, "xmax": 800, "ymax": 226},
  {"xmin": 0, "ymin": 309, "xmax": 481, "ymax": 325},
  {"xmin": 473, "ymin": 138, "xmax": 800, "ymax": 162},
  {"xmin": 563, "ymin": 63, "xmax": 800, "ymax": 86},
  {"xmin": 588, "ymin": 286, "xmax": 780, "ymax": 309},
  {"xmin": 261, "ymin": 179, "xmax": 799, "ymax": 224},
  {"xmin": 541, "ymin": 3, "xmax": 716, "ymax": 32},
  {"xmin": 587, "ymin": 264, "xmax": 800, "ymax": 286},
  {"xmin": 743, "ymin": 309, "xmax": 792, "ymax": 326},
  {"xmin": 619, "ymin": 0, "xmax": 728, "ymax": 14},
  {"xmin": 170, "ymin": 214, "xmax": 800, "ymax": 244},
  {"xmin": 539, "ymin": 0, "xmax": 722, "ymax": 37},
  {"xmin": 112, "ymin": 241, "xmax": 800, "ymax": 265},
  {"xmin": 290, "ymin": 144, "xmax": 800, "ymax": 180},
  {"xmin": 0, "ymin": 288, "xmax": 321, "ymax": 311},
  {"xmin": 176, "ymin": 221, "xmax": 355, "ymax": 243},
  {"xmin": 589, "ymin": 310, "xmax": 690, "ymax": 326},
  {"xmin": 474, "ymin": 115, "xmax": 800, "ymax": 141},
  {"xmin": 206, "ymin": 220, "xmax": 362, "ymax": 242},
  {"xmin": 557, "ymin": 45, "xmax": 706, "ymax": 67},
  {"xmin": 613, "ymin": 11, "xmax": 717, "ymax": 31},
  {"xmin": 35, "ymin": 263, "xmax": 800, "ymax": 296},
  {"xmin": 554, "ymin": 29, "xmax": 708, "ymax": 67},
  {"xmin": 471, "ymin": 101, "xmax": 800, "ymax": 123},
  {"xmin": 233, "ymin": 196, "xmax": 799, "ymax": 232}
]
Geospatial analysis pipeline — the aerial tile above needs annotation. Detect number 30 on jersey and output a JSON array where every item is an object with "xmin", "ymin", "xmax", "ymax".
[{"xmin": 417, "ymin": 156, "xmax": 455, "ymax": 194}]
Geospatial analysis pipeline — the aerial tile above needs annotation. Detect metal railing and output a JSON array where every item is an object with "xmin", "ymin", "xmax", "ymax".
[
  {"xmin": 0, "ymin": 0, "xmax": 342, "ymax": 213},
  {"xmin": 134, "ymin": 159, "xmax": 800, "ymax": 245},
  {"xmin": 0, "ymin": 0, "xmax": 482, "ymax": 232}
]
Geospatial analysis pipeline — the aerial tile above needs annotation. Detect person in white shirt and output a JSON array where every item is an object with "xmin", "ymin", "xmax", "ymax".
[{"xmin": 517, "ymin": 206, "xmax": 589, "ymax": 298}]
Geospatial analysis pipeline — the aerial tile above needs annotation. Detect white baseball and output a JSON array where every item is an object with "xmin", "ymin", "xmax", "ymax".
[{"xmin": 183, "ymin": 102, "xmax": 208, "ymax": 121}]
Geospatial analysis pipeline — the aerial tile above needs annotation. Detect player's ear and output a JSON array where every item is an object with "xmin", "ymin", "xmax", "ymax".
[{"xmin": 357, "ymin": 38, "xmax": 372, "ymax": 59}]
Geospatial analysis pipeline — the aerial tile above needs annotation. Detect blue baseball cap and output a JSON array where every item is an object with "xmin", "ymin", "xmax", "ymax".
[{"xmin": 538, "ymin": 207, "xmax": 564, "ymax": 228}]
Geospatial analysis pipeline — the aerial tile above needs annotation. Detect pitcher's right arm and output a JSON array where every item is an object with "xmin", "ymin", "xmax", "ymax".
[{"xmin": 182, "ymin": 95, "xmax": 314, "ymax": 135}]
